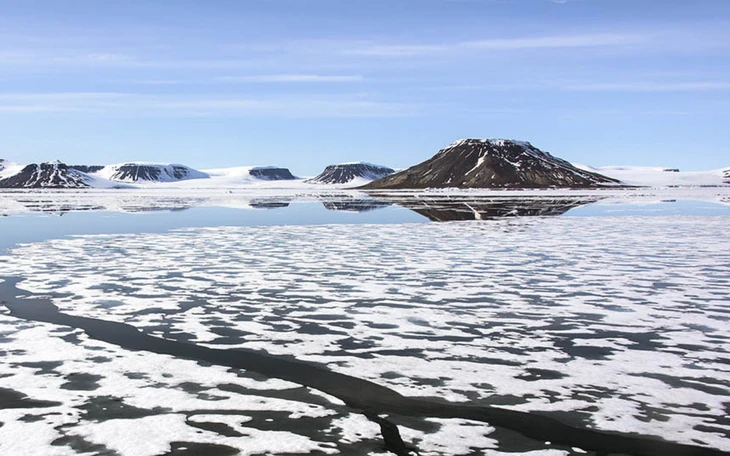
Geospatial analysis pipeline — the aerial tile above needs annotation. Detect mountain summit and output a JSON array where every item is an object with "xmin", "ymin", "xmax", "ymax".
[{"xmin": 363, "ymin": 139, "xmax": 620, "ymax": 189}]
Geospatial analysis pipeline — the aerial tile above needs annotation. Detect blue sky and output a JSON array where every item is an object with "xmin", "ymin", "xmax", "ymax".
[{"xmin": 0, "ymin": 0, "xmax": 728, "ymax": 174}]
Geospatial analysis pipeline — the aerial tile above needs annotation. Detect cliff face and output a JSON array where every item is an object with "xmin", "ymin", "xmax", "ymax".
[
  {"xmin": 248, "ymin": 167, "xmax": 296, "ymax": 180},
  {"xmin": 363, "ymin": 139, "xmax": 620, "ymax": 189}
]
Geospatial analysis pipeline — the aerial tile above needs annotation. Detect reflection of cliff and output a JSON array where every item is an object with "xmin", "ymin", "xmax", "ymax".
[
  {"xmin": 249, "ymin": 199, "xmax": 291, "ymax": 209},
  {"xmin": 386, "ymin": 196, "xmax": 602, "ymax": 221},
  {"xmin": 322, "ymin": 199, "xmax": 392, "ymax": 212}
]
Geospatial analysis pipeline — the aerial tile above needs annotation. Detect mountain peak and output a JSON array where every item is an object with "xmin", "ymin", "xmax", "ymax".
[
  {"xmin": 363, "ymin": 139, "xmax": 620, "ymax": 189},
  {"xmin": 307, "ymin": 162, "xmax": 395, "ymax": 185},
  {"xmin": 448, "ymin": 138, "xmax": 533, "ymax": 149}
]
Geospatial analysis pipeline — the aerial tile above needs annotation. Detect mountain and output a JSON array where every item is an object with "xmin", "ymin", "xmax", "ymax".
[
  {"xmin": 248, "ymin": 167, "xmax": 296, "ymax": 180},
  {"xmin": 362, "ymin": 139, "xmax": 620, "ymax": 189},
  {"xmin": 0, "ymin": 162, "xmax": 91, "ymax": 188},
  {"xmin": 70, "ymin": 165, "xmax": 105, "ymax": 174},
  {"xmin": 307, "ymin": 163, "xmax": 395, "ymax": 185},
  {"xmin": 723, "ymin": 168, "xmax": 729, "ymax": 184},
  {"xmin": 97, "ymin": 163, "xmax": 209, "ymax": 183}
]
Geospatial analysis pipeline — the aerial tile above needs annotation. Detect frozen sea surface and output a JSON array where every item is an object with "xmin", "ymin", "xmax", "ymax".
[{"xmin": 0, "ymin": 188, "xmax": 729, "ymax": 455}]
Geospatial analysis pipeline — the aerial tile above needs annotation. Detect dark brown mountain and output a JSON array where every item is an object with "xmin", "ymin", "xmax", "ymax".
[
  {"xmin": 307, "ymin": 163, "xmax": 395, "ymax": 185},
  {"xmin": 362, "ymin": 139, "xmax": 620, "ymax": 189},
  {"xmin": 248, "ymin": 167, "xmax": 296, "ymax": 180},
  {"xmin": 0, "ymin": 162, "xmax": 90, "ymax": 188}
]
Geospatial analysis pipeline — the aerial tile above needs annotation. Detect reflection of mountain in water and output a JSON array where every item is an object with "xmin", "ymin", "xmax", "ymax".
[
  {"xmin": 119, "ymin": 204, "xmax": 192, "ymax": 213},
  {"xmin": 322, "ymin": 199, "xmax": 392, "ymax": 212},
  {"xmin": 249, "ymin": 199, "xmax": 291, "ymax": 209},
  {"xmin": 385, "ymin": 196, "xmax": 602, "ymax": 221}
]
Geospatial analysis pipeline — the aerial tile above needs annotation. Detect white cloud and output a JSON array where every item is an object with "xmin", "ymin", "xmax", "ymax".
[
  {"xmin": 564, "ymin": 81, "xmax": 730, "ymax": 92},
  {"xmin": 215, "ymin": 74, "xmax": 364, "ymax": 83},
  {"xmin": 341, "ymin": 32, "xmax": 642, "ymax": 57}
]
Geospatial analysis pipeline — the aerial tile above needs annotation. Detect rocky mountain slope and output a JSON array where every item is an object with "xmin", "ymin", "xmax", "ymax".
[
  {"xmin": 97, "ymin": 163, "xmax": 209, "ymax": 183},
  {"xmin": 307, "ymin": 163, "xmax": 395, "ymax": 185},
  {"xmin": 0, "ymin": 162, "xmax": 91, "ymax": 188},
  {"xmin": 362, "ymin": 139, "xmax": 620, "ymax": 189}
]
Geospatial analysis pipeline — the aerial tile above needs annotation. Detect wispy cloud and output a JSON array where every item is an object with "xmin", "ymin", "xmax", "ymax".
[
  {"xmin": 564, "ymin": 81, "xmax": 730, "ymax": 92},
  {"xmin": 215, "ymin": 74, "xmax": 364, "ymax": 83},
  {"xmin": 0, "ymin": 92, "xmax": 416, "ymax": 118},
  {"xmin": 341, "ymin": 32, "xmax": 642, "ymax": 57}
]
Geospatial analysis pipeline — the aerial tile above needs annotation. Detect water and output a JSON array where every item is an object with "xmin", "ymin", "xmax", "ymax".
[{"xmin": 0, "ymin": 188, "xmax": 729, "ymax": 456}]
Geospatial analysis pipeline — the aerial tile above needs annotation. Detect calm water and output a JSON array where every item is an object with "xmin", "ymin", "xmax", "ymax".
[{"xmin": 2, "ymin": 190, "xmax": 729, "ymax": 253}]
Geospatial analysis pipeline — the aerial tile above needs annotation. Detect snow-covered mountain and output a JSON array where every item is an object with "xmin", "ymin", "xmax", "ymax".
[
  {"xmin": 307, "ymin": 163, "xmax": 395, "ymax": 185},
  {"xmin": 363, "ymin": 139, "xmax": 620, "ymax": 189},
  {"xmin": 573, "ymin": 164, "xmax": 729, "ymax": 187},
  {"xmin": 0, "ymin": 161, "xmax": 92, "ymax": 188},
  {"xmin": 94, "ymin": 163, "xmax": 209, "ymax": 183}
]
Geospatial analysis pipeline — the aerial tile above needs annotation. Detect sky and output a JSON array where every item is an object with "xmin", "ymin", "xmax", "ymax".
[{"xmin": 0, "ymin": 0, "xmax": 729, "ymax": 175}]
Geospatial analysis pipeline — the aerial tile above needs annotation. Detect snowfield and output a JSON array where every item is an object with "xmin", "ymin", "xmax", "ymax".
[{"xmin": 573, "ymin": 164, "xmax": 729, "ymax": 187}]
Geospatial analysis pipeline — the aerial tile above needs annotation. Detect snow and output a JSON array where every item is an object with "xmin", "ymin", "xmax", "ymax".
[
  {"xmin": 0, "ymin": 160, "xmax": 26, "ymax": 179},
  {"xmin": 449, "ymin": 138, "xmax": 533, "ymax": 149},
  {"xmin": 573, "ymin": 164, "xmax": 728, "ymax": 187},
  {"xmin": 1, "ymin": 187, "xmax": 729, "ymax": 454},
  {"xmin": 1, "ymin": 201, "xmax": 729, "ymax": 452},
  {"xmin": 68, "ymin": 414, "xmax": 338, "ymax": 456}
]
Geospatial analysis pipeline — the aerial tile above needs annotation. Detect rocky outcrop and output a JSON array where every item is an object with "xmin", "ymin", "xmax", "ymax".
[{"xmin": 248, "ymin": 167, "xmax": 296, "ymax": 180}]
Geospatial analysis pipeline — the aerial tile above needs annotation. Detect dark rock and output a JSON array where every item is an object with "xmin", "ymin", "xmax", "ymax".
[
  {"xmin": 362, "ymin": 139, "xmax": 620, "ymax": 189},
  {"xmin": 0, "ymin": 162, "xmax": 90, "ymax": 188},
  {"xmin": 107, "ymin": 164, "xmax": 208, "ymax": 182},
  {"xmin": 248, "ymin": 167, "xmax": 296, "ymax": 180}
]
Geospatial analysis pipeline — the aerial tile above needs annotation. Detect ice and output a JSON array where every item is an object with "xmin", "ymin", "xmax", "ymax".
[{"xmin": 0, "ymin": 191, "xmax": 729, "ymax": 454}]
